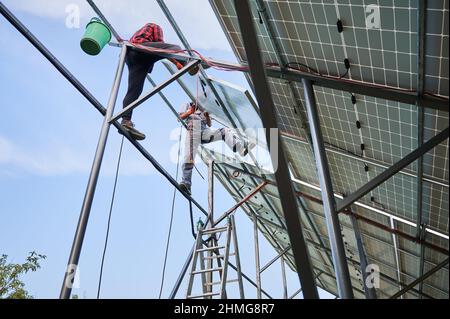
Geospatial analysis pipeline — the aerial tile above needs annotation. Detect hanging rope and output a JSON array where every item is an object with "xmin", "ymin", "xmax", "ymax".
[
  {"xmin": 158, "ymin": 123, "xmax": 183, "ymax": 299},
  {"xmin": 97, "ymin": 136, "xmax": 125, "ymax": 299}
]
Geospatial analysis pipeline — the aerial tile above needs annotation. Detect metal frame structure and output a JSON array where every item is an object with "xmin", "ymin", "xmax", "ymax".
[{"xmin": 1, "ymin": 0, "xmax": 448, "ymax": 299}]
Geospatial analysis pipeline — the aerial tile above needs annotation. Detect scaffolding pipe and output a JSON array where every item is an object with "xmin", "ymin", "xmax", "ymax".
[{"xmin": 302, "ymin": 78, "xmax": 353, "ymax": 299}]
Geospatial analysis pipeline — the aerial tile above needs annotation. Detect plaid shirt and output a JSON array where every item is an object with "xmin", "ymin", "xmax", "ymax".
[{"xmin": 130, "ymin": 23, "xmax": 164, "ymax": 44}]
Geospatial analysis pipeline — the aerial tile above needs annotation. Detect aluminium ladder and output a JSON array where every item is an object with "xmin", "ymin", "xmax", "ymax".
[{"xmin": 185, "ymin": 215, "xmax": 244, "ymax": 299}]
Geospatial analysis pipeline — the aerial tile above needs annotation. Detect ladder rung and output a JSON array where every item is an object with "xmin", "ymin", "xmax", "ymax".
[
  {"xmin": 188, "ymin": 292, "xmax": 220, "ymax": 299},
  {"xmin": 203, "ymin": 252, "xmax": 236, "ymax": 260},
  {"xmin": 204, "ymin": 279, "xmax": 239, "ymax": 286},
  {"xmin": 192, "ymin": 267, "xmax": 223, "ymax": 275},
  {"xmin": 196, "ymin": 245, "xmax": 225, "ymax": 252},
  {"xmin": 201, "ymin": 227, "xmax": 228, "ymax": 235}
]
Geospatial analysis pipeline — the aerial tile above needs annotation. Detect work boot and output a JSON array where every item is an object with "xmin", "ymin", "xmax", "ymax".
[
  {"xmin": 120, "ymin": 119, "xmax": 146, "ymax": 141},
  {"xmin": 239, "ymin": 141, "xmax": 256, "ymax": 157},
  {"xmin": 179, "ymin": 182, "xmax": 191, "ymax": 195}
]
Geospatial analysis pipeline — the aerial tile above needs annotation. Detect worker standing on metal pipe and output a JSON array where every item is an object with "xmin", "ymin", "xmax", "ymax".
[
  {"xmin": 120, "ymin": 23, "xmax": 199, "ymax": 140},
  {"xmin": 178, "ymin": 102, "xmax": 254, "ymax": 195}
]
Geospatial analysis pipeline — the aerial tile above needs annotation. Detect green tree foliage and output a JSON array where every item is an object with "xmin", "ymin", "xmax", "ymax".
[{"xmin": 0, "ymin": 251, "xmax": 46, "ymax": 299}]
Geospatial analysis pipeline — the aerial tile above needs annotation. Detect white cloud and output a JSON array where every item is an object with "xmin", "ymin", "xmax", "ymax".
[
  {"xmin": 5, "ymin": 0, "xmax": 232, "ymax": 51},
  {"xmin": 0, "ymin": 135, "xmax": 153, "ymax": 177}
]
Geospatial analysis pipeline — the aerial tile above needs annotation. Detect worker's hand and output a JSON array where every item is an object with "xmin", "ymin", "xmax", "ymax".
[
  {"xmin": 204, "ymin": 112, "xmax": 212, "ymax": 127},
  {"xmin": 188, "ymin": 105, "xmax": 196, "ymax": 115}
]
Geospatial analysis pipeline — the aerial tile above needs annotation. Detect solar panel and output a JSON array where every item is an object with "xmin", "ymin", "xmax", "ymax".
[{"xmin": 210, "ymin": 0, "xmax": 449, "ymax": 298}]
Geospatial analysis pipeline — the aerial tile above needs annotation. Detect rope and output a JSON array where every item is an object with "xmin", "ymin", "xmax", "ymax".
[
  {"xmin": 158, "ymin": 123, "xmax": 183, "ymax": 299},
  {"xmin": 130, "ymin": 42, "xmax": 425, "ymax": 94},
  {"xmin": 96, "ymin": 136, "xmax": 125, "ymax": 299}
]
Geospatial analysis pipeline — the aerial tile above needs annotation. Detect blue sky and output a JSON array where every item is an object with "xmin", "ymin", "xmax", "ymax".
[{"xmin": 0, "ymin": 0, "xmax": 333, "ymax": 299}]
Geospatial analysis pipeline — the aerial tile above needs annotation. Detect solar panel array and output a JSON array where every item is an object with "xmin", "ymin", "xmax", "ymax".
[{"xmin": 208, "ymin": 0, "xmax": 449, "ymax": 298}]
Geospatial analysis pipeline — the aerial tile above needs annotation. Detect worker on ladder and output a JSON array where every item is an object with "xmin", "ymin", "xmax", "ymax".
[
  {"xmin": 178, "ymin": 102, "xmax": 254, "ymax": 195},
  {"xmin": 120, "ymin": 23, "xmax": 199, "ymax": 140}
]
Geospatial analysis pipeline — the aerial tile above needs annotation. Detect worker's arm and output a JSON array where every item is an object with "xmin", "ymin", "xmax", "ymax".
[
  {"xmin": 179, "ymin": 105, "xmax": 195, "ymax": 120},
  {"xmin": 204, "ymin": 112, "xmax": 212, "ymax": 127}
]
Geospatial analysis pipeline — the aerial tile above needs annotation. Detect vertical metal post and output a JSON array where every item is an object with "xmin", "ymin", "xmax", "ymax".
[
  {"xmin": 208, "ymin": 160, "xmax": 215, "ymax": 226},
  {"xmin": 230, "ymin": 215, "xmax": 245, "ymax": 299},
  {"xmin": 59, "ymin": 45, "xmax": 127, "ymax": 299},
  {"xmin": 390, "ymin": 217, "xmax": 404, "ymax": 299},
  {"xmin": 254, "ymin": 215, "xmax": 262, "ymax": 299},
  {"xmin": 302, "ymin": 78, "xmax": 354, "ymax": 299},
  {"xmin": 206, "ymin": 160, "xmax": 214, "ymax": 297},
  {"xmin": 234, "ymin": 0, "xmax": 318, "ymax": 298},
  {"xmin": 351, "ymin": 215, "xmax": 377, "ymax": 299},
  {"xmin": 280, "ymin": 256, "xmax": 288, "ymax": 299},
  {"xmin": 418, "ymin": 226, "xmax": 427, "ymax": 298}
]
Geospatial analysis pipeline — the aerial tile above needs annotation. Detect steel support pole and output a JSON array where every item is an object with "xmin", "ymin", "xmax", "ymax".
[
  {"xmin": 302, "ymin": 78, "xmax": 353, "ymax": 298},
  {"xmin": 230, "ymin": 215, "xmax": 245, "ymax": 299},
  {"xmin": 206, "ymin": 160, "xmax": 215, "ymax": 298},
  {"xmin": 59, "ymin": 45, "xmax": 127, "ymax": 299},
  {"xmin": 208, "ymin": 160, "xmax": 215, "ymax": 226},
  {"xmin": 280, "ymin": 256, "xmax": 288, "ymax": 299},
  {"xmin": 169, "ymin": 244, "xmax": 195, "ymax": 299},
  {"xmin": 416, "ymin": 0, "xmax": 427, "ymax": 298},
  {"xmin": 350, "ymin": 215, "xmax": 377, "ymax": 299},
  {"xmin": 234, "ymin": 0, "xmax": 318, "ymax": 299},
  {"xmin": 390, "ymin": 257, "xmax": 449, "ymax": 299},
  {"xmin": 418, "ymin": 226, "xmax": 427, "ymax": 298},
  {"xmin": 253, "ymin": 215, "xmax": 262, "ymax": 299}
]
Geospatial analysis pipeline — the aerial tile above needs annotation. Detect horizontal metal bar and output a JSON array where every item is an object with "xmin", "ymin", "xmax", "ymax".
[
  {"xmin": 204, "ymin": 279, "xmax": 239, "ymax": 286},
  {"xmin": 111, "ymin": 47, "xmax": 449, "ymax": 112},
  {"xmin": 196, "ymin": 246, "xmax": 225, "ymax": 253},
  {"xmin": 201, "ymin": 227, "xmax": 228, "ymax": 235},
  {"xmin": 336, "ymin": 127, "xmax": 449, "ymax": 213},
  {"xmin": 110, "ymin": 59, "xmax": 200, "ymax": 122},
  {"xmin": 192, "ymin": 267, "xmax": 223, "ymax": 275},
  {"xmin": 389, "ymin": 257, "xmax": 449, "ymax": 299},
  {"xmin": 188, "ymin": 292, "xmax": 220, "ymax": 299}
]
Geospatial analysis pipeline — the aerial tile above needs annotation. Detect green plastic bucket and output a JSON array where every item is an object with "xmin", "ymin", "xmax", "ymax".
[{"xmin": 80, "ymin": 17, "xmax": 112, "ymax": 56}]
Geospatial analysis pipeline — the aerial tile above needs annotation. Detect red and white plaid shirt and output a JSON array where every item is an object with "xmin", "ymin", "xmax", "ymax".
[{"xmin": 130, "ymin": 23, "xmax": 164, "ymax": 44}]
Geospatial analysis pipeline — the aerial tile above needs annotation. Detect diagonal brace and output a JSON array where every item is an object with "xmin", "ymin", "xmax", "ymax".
[
  {"xmin": 389, "ymin": 257, "xmax": 449, "ymax": 299},
  {"xmin": 110, "ymin": 59, "xmax": 201, "ymax": 123},
  {"xmin": 337, "ymin": 127, "xmax": 449, "ymax": 213}
]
